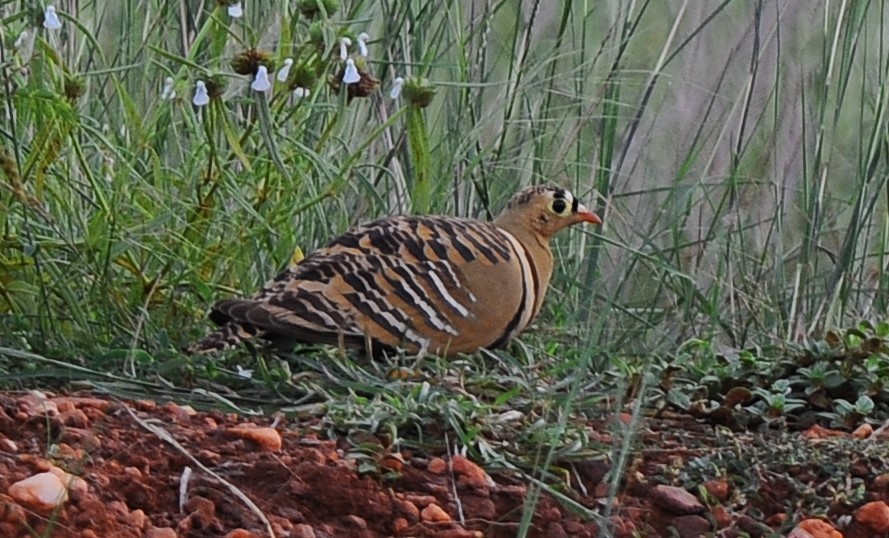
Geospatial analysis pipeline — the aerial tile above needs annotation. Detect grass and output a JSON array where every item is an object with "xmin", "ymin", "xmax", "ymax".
[{"xmin": 1, "ymin": 0, "xmax": 889, "ymax": 536}]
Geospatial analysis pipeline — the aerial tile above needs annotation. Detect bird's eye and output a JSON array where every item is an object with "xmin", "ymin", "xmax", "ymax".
[{"xmin": 550, "ymin": 198, "xmax": 569, "ymax": 215}]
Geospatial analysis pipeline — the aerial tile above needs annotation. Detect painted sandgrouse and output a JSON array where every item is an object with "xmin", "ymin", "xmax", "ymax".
[{"xmin": 189, "ymin": 185, "xmax": 601, "ymax": 357}]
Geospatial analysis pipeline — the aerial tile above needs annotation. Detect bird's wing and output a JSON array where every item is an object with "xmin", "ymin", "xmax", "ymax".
[{"xmin": 190, "ymin": 216, "xmax": 522, "ymax": 355}]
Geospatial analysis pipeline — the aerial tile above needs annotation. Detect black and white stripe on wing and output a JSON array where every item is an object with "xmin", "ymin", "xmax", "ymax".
[
  {"xmin": 381, "ymin": 258, "xmax": 460, "ymax": 336},
  {"xmin": 418, "ymin": 261, "xmax": 474, "ymax": 317},
  {"xmin": 341, "ymin": 269, "xmax": 430, "ymax": 349}
]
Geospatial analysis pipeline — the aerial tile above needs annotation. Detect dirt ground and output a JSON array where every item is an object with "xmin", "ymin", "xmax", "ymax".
[{"xmin": 1, "ymin": 390, "xmax": 888, "ymax": 538}]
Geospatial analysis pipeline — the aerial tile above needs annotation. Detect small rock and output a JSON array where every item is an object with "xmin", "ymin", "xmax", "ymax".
[
  {"xmin": 545, "ymin": 522, "xmax": 569, "ymax": 538},
  {"xmin": 802, "ymin": 424, "xmax": 845, "ymax": 439},
  {"xmin": 8, "ymin": 472, "xmax": 68, "ymax": 510},
  {"xmin": 202, "ymin": 417, "xmax": 218, "ymax": 429},
  {"xmin": 593, "ymin": 482, "xmax": 610, "ymax": 497},
  {"xmin": 711, "ymin": 505, "xmax": 732, "ymax": 528},
  {"xmin": 0, "ymin": 494, "xmax": 26, "ymax": 524},
  {"xmin": 427, "ymin": 457, "xmax": 447, "ymax": 474},
  {"xmin": 135, "ymin": 399, "xmax": 157, "ymax": 411},
  {"xmin": 0, "ymin": 439, "xmax": 18, "ymax": 453},
  {"xmin": 853, "ymin": 423, "xmax": 873, "ymax": 439},
  {"xmin": 224, "ymin": 530, "xmax": 258, "ymax": 538},
  {"xmin": 735, "ymin": 514, "xmax": 772, "ymax": 536},
  {"xmin": 650, "ymin": 484, "xmax": 705, "ymax": 515},
  {"xmin": 269, "ymin": 515, "xmax": 295, "ymax": 534},
  {"xmin": 451, "ymin": 455, "xmax": 494, "ymax": 488},
  {"xmin": 724, "ymin": 386, "xmax": 754, "ymax": 406},
  {"xmin": 182, "ymin": 495, "xmax": 216, "ymax": 529},
  {"xmin": 671, "ymin": 514, "xmax": 710, "ymax": 537},
  {"xmin": 421, "ymin": 503, "xmax": 451, "ymax": 522},
  {"xmin": 145, "ymin": 527, "xmax": 178, "ymax": 538},
  {"xmin": 166, "ymin": 402, "xmax": 197, "ymax": 421},
  {"xmin": 124, "ymin": 466, "xmax": 143, "ymax": 478},
  {"xmin": 575, "ymin": 459, "xmax": 610, "ymax": 486},
  {"xmin": 765, "ymin": 512, "xmax": 787, "ymax": 526},
  {"xmin": 875, "ymin": 473, "xmax": 889, "ymax": 490},
  {"xmin": 380, "ymin": 453, "xmax": 405, "ymax": 473},
  {"xmin": 391, "ymin": 517, "xmax": 409, "ymax": 533},
  {"xmin": 227, "ymin": 427, "xmax": 282, "ymax": 452},
  {"xmin": 59, "ymin": 409, "xmax": 90, "ymax": 427},
  {"xmin": 53, "ymin": 397, "xmax": 111, "ymax": 412},
  {"xmin": 855, "ymin": 501, "xmax": 889, "ymax": 533},
  {"xmin": 127, "ymin": 508, "xmax": 149, "ymax": 529},
  {"xmin": 404, "ymin": 494, "xmax": 438, "ymax": 507},
  {"xmin": 787, "ymin": 528, "xmax": 814, "ymax": 538},
  {"xmin": 394, "ymin": 498, "xmax": 420, "ymax": 521},
  {"xmin": 702, "ymin": 479, "xmax": 730, "ymax": 502},
  {"xmin": 197, "ymin": 449, "xmax": 222, "ymax": 463},
  {"xmin": 16, "ymin": 391, "xmax": 59, "ymax": 419},
  {"xmin": 796, "ymin": 518, "xmax": 842, "ymax": 538},
  {"xmin": 292, "ymin": 524, "xmax": 316, "ymax": 538},
  {"xmin": 850, "ymin": 458, "xmax": 870, "ymax": 478},
  {"xmin": 343, "ymin": 515, "xmax": 367, "ymax": 529},
  {"xmin": 48, "ymin": 465, "xmax": 87, "ymax": 495}
]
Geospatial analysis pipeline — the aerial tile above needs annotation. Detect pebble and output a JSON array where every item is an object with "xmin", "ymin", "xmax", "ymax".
[
  {"xmin": 421, "ymin": 503, "xmax": 451, "ymax": 522},
  {"xmin": 292, "ymin": 524, "xmax": 316, "ymax": 538},
  {"xmin": 855, "ymin": 501, "xmax": 889, "ymax": 533},
  {"xmin": 343, "ymin": 514, "xmax": 367, "ymax": 528},
  {"xmin": 8, "ymin": 472, "xmax": 67, "ymax": 510},
  {"xmin": 702, "ymin": 479, "xmax": 730, "ymax": 501},
  {"xmin": 874, "ymin": 473, "xmax": 889, "ymax": 490},
  {"xmin": 392, "ymin": 517, "xmax": 409, "ymax": 533},
  {"xmin": 224, "ymin": 530, "xmax": 258, "ymax": 538},
  {"xmin": 451, "ymin": 455, "xmax": 493, "ymax": 488},
  {"xmin": 795, "ymin": 518, "xmax": 842, "ymax": 538},
  {"xmin": 394, "ymin": 497, "xmax": 420, "ymax": 521},
  {"xmin": 227, "ymin": 426, "xmax": 282, "ymax": 452},
  {"xmin": 671, "ymin": 514, "xmax": 711, "ymax": 537},
  {"xmin": 852, "ymin": 423, "xmax": 873, "ymax": 439},
  {"xmin": 651, "ymin": 485, "xmax": 705, "ymax": 515},
  {"xmin": 144, "ymin": 530, "xmax": 177, "ymax": 538},
  {"xmin": 427, "ymin": 457, "xmax": 447, "ymax": 474}
]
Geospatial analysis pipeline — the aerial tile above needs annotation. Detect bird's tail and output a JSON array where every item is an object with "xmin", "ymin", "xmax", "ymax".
[{"xmin": 186, "ymin": 321, "xmax": 263, "ymax": 354}]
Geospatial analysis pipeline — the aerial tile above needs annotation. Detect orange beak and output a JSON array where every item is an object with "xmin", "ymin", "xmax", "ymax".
[{"xmin": 576, "ymin": 204, "xmax": 602, "ymax": 225}]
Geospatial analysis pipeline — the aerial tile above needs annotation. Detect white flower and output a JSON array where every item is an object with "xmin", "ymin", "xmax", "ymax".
[
  {"xmin": 161, "ymin": 77, "xmax": 176, "ymax": 100},
  {"xmin": 43, "ymin": 6, "xmax": 62, "ymax": 30},
  {"xmin": 251, "ymin": 65, "xmax": 271, "ymax": 92},
  {"xmin": 235, "ymin": 365, "xmax": 253, "ymax": 379},
  {"xmin": 357, "ymin": 33, "xmax": 369, "ymax": 57},
  {"xmin": 228, "ymin": 2, "xmax": 243, "ymax": 18},
  {"xmin": 277, "ymin": 58, "xmax": 293, "ymax": 82},
  {"xmin": 389, "ymin": 76, "xmax": 404, "ymax": 99},
  {"xmin": 193, "ymin": 81, "xmax": 210, "ymax": 106},
  {"xmin": 343, "ymin": 59, "xmax": 360, "ymax": 85},
  {"xmin": 339, "ymin": 37, "xmax": 352, "ymax": 61},
  {"xmin": 293, "ymin": 87, "xmax": 310, "ymax": 98}
]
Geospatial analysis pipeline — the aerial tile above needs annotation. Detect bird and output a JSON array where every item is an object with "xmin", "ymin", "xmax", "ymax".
[{"xmin": 189, "ymin": 185, "xmax": 601, "ymax": 357}]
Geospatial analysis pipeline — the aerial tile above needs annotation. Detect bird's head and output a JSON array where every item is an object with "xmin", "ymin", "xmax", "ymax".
[{"xmin": 495, "ymin": 185, "xmax": 601, "ymax": 239}]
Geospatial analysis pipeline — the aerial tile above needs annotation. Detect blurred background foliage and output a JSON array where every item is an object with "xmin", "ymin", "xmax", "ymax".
[{"xmin": 0, "ymin": 0, "xmax": 886, "ymax": 368}]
